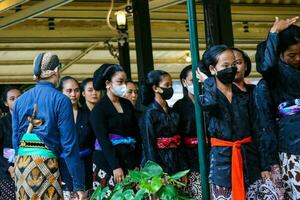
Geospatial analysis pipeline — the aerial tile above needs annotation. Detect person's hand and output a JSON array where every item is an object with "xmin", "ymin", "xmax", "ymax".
[
  {"xmin": 293, "ymin": 21, "xmax": 300, "ymax": 27},
  {"xmin": 76, "ymin": 191, "xmax": 86, "ymax": 200},
  {"xmin": 270, "ymin": 16, "xmax": 299, "ymax": 33},
  {"xmin": 261, "ymin": 171, "xmax": 271, "ymax": 180},
  {"xmin": 113, "ymin": 168, "xmax": 124, "ymax": 183},
  {"xmin": 196, "ymin": 68, "xmax": 208, "ymax": 83},
  {"xmin": 8, "ymin": 166, "xmax": 15, "ymax": 179}
]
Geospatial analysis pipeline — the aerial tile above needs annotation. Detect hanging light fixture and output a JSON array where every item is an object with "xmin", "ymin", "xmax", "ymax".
[{"xmin": 115, "ymin": 10, "xmax": 127, "ymax": 31}]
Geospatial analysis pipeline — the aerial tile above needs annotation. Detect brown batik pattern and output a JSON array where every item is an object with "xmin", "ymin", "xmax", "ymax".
[
  {"xmin": 279, "ymin": 152, "xmax": 300, "ymax": 200},
  {"xmin": 15, "ymin": 155, "xmax": 63, "ymax": 200}
]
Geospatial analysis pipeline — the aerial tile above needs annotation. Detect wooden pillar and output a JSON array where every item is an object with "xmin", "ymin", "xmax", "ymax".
[
  {"xmin": 203, "ymin": 0, "xmax": 234, "ymax": 47},
  {"xmin": 132, "ymin": 0, "xmax": 154, "ymax": 82}
]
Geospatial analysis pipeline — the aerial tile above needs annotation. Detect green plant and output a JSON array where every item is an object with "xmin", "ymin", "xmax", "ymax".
[{"xmin": 90, "ymin": 161, "xmax": 192, "ymax": 200}]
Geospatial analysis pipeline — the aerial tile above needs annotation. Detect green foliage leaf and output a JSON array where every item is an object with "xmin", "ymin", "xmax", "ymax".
[
  {"xmin": 90, "ymin": 186, "xmax": 101, "ymax": 200},
  {"xmin": 128, "ymin": 170, "xmax": 151, "ymax": 182},
  {"xmin": 171, "ymin": 170, "xmax": 190, "ymax": 180},
  {"xmin": 134, "ymin": 189, "xmax": 146, "ymax": 200},
  {"xmin": 150, "ymin": 176, "xmax": 163, "ymax": 193},
  {"xmin": 157, "ymin": 184, "xmax": 178, "ymax": 200},
  {"xmin": 110, "ymin": 189, "xmax": 124, "ymax": 200},
  {"xmin": 139, "ymin": 176, "xmax": 163, "ymax": 194},
  {"xmin": 123, "ymin": 189, "xmax": 135, "ymax": 200},
  {"xmin": 143, "ymin": 161, "xmax": 163, "ymax": 177}
]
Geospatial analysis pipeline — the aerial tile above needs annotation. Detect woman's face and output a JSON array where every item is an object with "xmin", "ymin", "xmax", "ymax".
[
  {"xmin": 282, "ymin": 43, "xmax": 300, "ymax": 69},
  {"xmin": 62, "ymin": 79, "xmax": 80, "ymax": 106},
  {"xmin": 82, "ymin": 81, "xmax": 100, "ymax": 105},
  {"xmin": 5, "ymin": 89, "xmax": 21, "ymax": 112},
  {"xmin": 209, "ymin": 50, "xmax": 236, "ymax": 74},
  {"xmin": 233, "ymin": 50, "xmax": 247, "ymax": 82},
  {"xmin": 108, "ymin": 71, "xmax": 127, "ymax": 88},
  {"xmin": 159, "ymin": 74, "xmax": 172, "ymax": 89},
  {"xmin": 182, "ymin": 71, "xmax": 193, "ymax": 87},
  {"xmin": 125, "ymin": 82, "xmax": 138, "ymax": 106}
]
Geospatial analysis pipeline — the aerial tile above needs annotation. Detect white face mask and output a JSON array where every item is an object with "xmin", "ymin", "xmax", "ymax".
[
  {"xmin": 186, "ymin": 83, "xmax": 194, "ymax": 95},
  {"xmin": 111, "ymin": 84, "xmax": 127, "ymax": 97}
]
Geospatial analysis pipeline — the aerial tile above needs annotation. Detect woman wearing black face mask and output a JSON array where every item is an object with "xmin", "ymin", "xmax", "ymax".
[
  {"xmin": 139, "ymin": 70, "xmax": 188, "ymax": 175},
  {"xmin": 198, "ymin": 45, "xmax": 277, "ymax": 200}
]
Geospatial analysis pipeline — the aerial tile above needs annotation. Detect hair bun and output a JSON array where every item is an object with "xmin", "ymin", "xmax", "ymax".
[
  {"xmin": 93, "ymin": 64, "xmax": 112, "ymax": 90},
  {"xmin": 93, "ymin": 64, "xmax": 124, "ymax": 90}
]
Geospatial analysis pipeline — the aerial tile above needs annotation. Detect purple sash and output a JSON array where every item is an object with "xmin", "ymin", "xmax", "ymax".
[{"xmin": 95, "ymin": 134, "xmax": 136, "ymax": 150}]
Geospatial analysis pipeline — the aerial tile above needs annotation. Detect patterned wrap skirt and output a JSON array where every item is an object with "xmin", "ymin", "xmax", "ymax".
[
  {"xmin": 187, "ymin": 171, "xmax": 202, "ymax": 200},
  {"xmin": 279, "ymin": 152, "xmax": 300, "ymax": 200},
  {"xmin": 15, "ymin": 133, "xmax": 63, "ymax": 200},
  {"xmin": 211, "ymin": 165, "xmax": 285, "ymax": 200}
]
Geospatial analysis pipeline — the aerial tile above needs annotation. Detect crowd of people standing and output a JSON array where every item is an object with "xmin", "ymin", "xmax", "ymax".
[{"xmin": 0, "ymin": 17, "xmax": 299, "ymax": 200}]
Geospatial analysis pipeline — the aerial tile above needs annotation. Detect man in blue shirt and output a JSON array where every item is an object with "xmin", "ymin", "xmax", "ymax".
[{"xmin": 12, "ymin": 52, "xmax": 85, "ymax": 199}]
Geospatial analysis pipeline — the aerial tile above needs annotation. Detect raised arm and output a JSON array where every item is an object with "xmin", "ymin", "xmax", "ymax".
[{"xmin": 256, "ymin": 17, "xmax": 299, "ymax": 78}]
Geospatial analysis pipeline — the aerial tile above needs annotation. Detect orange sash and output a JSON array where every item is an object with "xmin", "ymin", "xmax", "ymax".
[{"xmin": 211, "ymin": 137, "xmax": 252, "ymax": 200}]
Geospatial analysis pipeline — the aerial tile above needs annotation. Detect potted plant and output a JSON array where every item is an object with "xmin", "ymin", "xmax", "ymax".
[{"xmin": 90, "ymin": 161, "xmax": 192, "ymax": 200}]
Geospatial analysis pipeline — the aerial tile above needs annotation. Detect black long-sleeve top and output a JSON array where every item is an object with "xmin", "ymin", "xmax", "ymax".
[
  {"xmin": 200, "ymin": 78, "xmax": 261, "ymax": 188},
  {"xmin": 0, "ymin": 113, "xmax": 13, "ymax": 179},
  {"xmin": 173, "ymin": 95, "xmax": 199, "ymax": 172},
  {"xmin": 90, "ymin": 95, "xmax": 140, "ymax": 171},
  {"xmin": 253, "ymin": 80, "xmax": 280, "ymax": 171},
  {"xmin": 61, "ymin": 104, "xmax": 95, "ymax": 191},
  {"xmin": 139, "ymin": 100, "xmax": 187, "ymax": 175},
  {"xmin": 256, "ymin": 32, "xmax": 300, "ymax": 155}
]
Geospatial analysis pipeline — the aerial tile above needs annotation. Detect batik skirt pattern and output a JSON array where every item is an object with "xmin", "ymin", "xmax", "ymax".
[
  {"xmin": 15, "ymin": 155, "xmax": 63, "ymax": 200},
  {"xmin": 211, "ymin": 165, "xmax": 285, "ymax": 200},
  {"xmin": 279, "ymin": 152, "xmax": 300, "ymax": 200},
  {"xmin": 187, "ymin": 171, "xmax": 202, "ymax": 200}
]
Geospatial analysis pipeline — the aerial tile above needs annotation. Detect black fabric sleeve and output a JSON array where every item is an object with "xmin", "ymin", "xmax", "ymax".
[
  {"xmin": 198, "ymin": 77, "xmax": 218, "ymax": 114},
  {"xmin": 139, "ymin": 111, "xmax": 158, "ymax": 164},
  {"xmin": 256, "ymin": 33, "xmax": 280, "ymax": 81},
  {"xmin": 253, "ymin": 80, "xmax": 279, "ymax": 171}
]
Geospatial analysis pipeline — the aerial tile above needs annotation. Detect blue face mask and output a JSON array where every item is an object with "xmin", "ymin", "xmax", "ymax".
[{"xmin": 111, "ymin": 84, "xmax": 127, "ymax": 97}]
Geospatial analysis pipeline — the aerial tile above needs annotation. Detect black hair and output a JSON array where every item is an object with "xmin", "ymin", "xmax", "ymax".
[
  {"xmin": 126, "ymin": 79, "xmax": 136, "ymax": 85},
  {"xmin": 199, "ymin": 44, "xmax": 232, "ymax": 76},
  {"xmin": 140, "ymin": 70, "xmax": 170, "ymax": 106},
  {"xmin": 93, "ymin": 64, "xmax": 124, "ymax": 90},
  {"xmin": 231, "ymin": 47, "xmax": 252, "ymax": 77},
  {"xmin": 80, "ymin": 77, "xmax": 93, "ymax": 92},
  {"xmin": 279, "ymin": 25, "xmax": 300, "ymax": 54},
  {"xmin": 179, "ymin": 65, "xmax": 192, "ymax": 96},
  {"xmin": 58, "ymin": 76, "xmax": 79, "ymax": 91}
]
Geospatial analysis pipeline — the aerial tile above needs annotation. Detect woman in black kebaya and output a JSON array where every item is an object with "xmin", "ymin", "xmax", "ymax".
[
  {"xmin": 139, "ymin": 70, "xmax": 187, "ymax": 175},
  {"xmin": 90, "ymin": 64, "xmax": 140, "ymax": 191},
  {"xmin": 0, "ymin": 87, "xmax": 21, "ymax": 200},
  {"xmin": 59, "ymin": 76, "xmax": 96, "ymax": 199},
  {"xmin": 173, "ymin": 65, "xmax": 202, "ymax": 199},
  {"xmin": 198, "ymin": 45, "xmax": 263, "ymax": 200}
]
